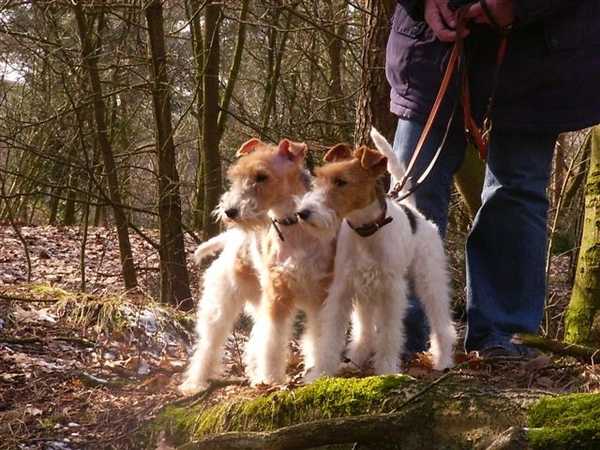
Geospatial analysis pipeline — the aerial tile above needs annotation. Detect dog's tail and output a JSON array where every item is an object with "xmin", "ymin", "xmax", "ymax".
[
  {"xmin": 370, "ymin": 127, "xmax": 405, "ymax": 181},
  {"xmin": 193, "ymin": 229, "xmax": 235, "ymax": 264}
]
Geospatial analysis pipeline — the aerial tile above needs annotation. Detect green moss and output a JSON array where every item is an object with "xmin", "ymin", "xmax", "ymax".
[
  {"xmin": 528, "ymin": 393, "xmax": 600, "ymax": 450},
  {"xmin": 148, "ymin": 375, "xmax": 412, "ymax": 446},
  {"xmin": 32, "ymin": 283, "xmax": 70, "ymax": 297},
  {"xmin": 133, "ymin": 403, "xmax": 210, "ymax": 449},
  {"xmin": 249, "ymin": 375, "xmax": 407, "ymax": 428}
]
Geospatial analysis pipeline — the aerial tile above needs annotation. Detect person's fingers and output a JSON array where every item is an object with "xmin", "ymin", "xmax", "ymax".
[
  {"xmin": 425, "ymin": 0, "xmax": 459, "ymax": 41},
  {"xmin": 437, "ymin": 1, "xmax": 457, "ymax": 29},
  {"xmin": 464, "ymin": 3, "xmax": 486, "ymax": 23}
]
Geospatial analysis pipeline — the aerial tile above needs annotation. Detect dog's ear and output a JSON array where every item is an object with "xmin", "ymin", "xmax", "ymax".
[
  {"xmin": 236, "ymin": 138, "xmax": 263, "ymax": 156},
  {"xmin": 323, "ymin": 143, "xmax": 352, "ymax": 162},
  {"xmin": 278, "ymin": 139, "xmax": 307, "ymax": 162},
  {"xmin": 356, "ymin": 146, "xmax": 388, "ymax": 177}
]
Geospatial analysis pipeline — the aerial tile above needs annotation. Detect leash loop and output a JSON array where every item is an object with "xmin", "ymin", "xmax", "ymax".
[{"xmin": 390, "ymin": 4, "xmax": 509, "ymax": 201}]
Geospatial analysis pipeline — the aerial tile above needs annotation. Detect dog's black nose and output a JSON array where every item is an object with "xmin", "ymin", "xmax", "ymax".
[
  {"xmin": 296, "ymin": 209, "xmax": 311, "ymax": 221},
  {"xmin": 225, "ymin": 208, "xmax": 238, "ymax": 219}
]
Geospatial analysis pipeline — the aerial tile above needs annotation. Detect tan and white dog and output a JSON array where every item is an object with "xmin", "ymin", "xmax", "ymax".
[
  {"xmin": 296, "ymin": 129, "xmax": 456, "ymax": 381},
  {"xmin": 180, "ymin": 138, "xmax": 335, "ymax": 394}
]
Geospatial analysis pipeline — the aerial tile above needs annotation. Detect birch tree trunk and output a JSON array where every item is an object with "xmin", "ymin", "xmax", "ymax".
[{"xmin": 564, "ymin": 126, "xmax": 600, "ymax": 346}]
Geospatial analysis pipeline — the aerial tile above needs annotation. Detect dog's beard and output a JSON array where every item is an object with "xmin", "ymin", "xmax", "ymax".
[
  {"xmin": 295, "ymin": 193, "xmax": 340, "ymax": 240},
  {"xmin": 215, "ymin": 195, "xmax": 271, "ymax": 230},
  {"xmin": 297, "ymin": 218, "xmax": 338, "ymax": 240}
]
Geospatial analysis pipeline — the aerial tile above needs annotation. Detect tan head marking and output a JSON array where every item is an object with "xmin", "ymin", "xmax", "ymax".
[
  {"xmin": 323, "ymin": 143, "xmax": 353, "ymax": 162},
  {"xmin": 354, "ymin": 146, "xmax": 388, "ymax": 178}
]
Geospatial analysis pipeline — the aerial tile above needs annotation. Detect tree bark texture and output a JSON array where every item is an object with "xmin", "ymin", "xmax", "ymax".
[
  {"xmin": 565, "ymin": 126, "xmax": 600, "ymax": 346},
  {"xmin": 515, "ymin": 333, "xmax": 600, "ymax": 364},
  {"xmin": 201, "ymin": 0, "xmax": 223, "ymax": 239},
  {"xmin": 320, "ymin": 0, "xmax": 349, "ymax": 143},
  {"xmin": 145, "ymin": 0, "xmax": 192, "ymax": 310},
  {"xmin": 259, "ymin": 1, "xmax": 292, "ymax": 139},
  {"xmin": 218, "ymin": 0, "xmax": 249, "ymax": 138},
  {"xmin": 188, "ymin": 0, "xmax": 205, "ymax": 230},
  {"xmin": 354, "ymin": 0, "xmax": 396, "ymax": 147},
  {"xmin": 74, "ymin": 4, "xmax": 138, "ymax": 290}
]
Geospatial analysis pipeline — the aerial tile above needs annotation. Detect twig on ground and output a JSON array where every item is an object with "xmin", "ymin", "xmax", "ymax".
[{"xmin": 514, "ymin": 333, "xmax": 600, "ymax": 363}]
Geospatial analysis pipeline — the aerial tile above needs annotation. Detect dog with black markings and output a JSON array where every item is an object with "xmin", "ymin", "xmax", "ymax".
[{"xmin": 296, "ymin": 129, "xmax": 456, "ymax": 381}]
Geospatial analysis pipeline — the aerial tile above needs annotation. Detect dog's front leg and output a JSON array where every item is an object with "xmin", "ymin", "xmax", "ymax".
[
  {"xmin": 346, "ymin": 296, "xmax": 377, "ymax": 370},
  {"xmin": 299, "ymin": 298, "xmax": 324, "ymax": 373},
  {"xmin": 180, "ymin": 263, "xmax": 249, "ymax": 394},
  {"xmin": 372, "ymin": 278, "xmax": 409, "ymax": 375},
  {"xmin": 246, "ymin": 275, "xmax": 295, "ymax": 386},
  {"xmin": 303, "ymin": 281, "xmax": 353, "ymax": 383}
]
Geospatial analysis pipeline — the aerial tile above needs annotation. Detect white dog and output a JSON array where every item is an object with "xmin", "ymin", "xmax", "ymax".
[
  {"xmin": 180, "ymin": 138, "xmax": 334, "ymax": 394},
  {"xmin": 296, "ymin": 129, "xmax": 456, "ymax": 381}
]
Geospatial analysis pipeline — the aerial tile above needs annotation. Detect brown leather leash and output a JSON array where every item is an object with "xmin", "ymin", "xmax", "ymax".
[{"xmin": 390, "ymin": 4, "xmax": 508, "ymax": 201}]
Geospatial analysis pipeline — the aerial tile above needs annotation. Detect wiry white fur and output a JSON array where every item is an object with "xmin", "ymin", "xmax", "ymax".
[
  {"xmin": 370, "ymin": 126, "xmax": 419, "ymax": 208},
  {"xmin": 192, "ymin": 228, "xmax": 240, "ymax": 263},
  {"xmin": 215, "ymin": 189, "xmax": 268, "ymax": 229},
  {"xmin": 290, "ymin": 190, "xmax": 339, "ymax": 241},
  {"xmin": 180, "ymin": 139, "xmax": 334, "ymax": 393},
  {"xmin": 370, "ymin": 127, "xmax": 406, "ymax": 181},
  {"xmin": 180, "ymin": 228, "xmax": 261, "ymax": 394},
  {"xmin": 298, "ymin": 140, "xmax": 456, "ymax": 382},
  {"xmin": 244, "ymin": 223, "xmax": 334, "ymax": 385}
]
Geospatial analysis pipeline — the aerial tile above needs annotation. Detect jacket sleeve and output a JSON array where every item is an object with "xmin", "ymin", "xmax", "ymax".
[
  {"xmin": 397, "ymin": 0, "xmax": 584, "ymax": 24},
  {"xmin": 397, "ymin": 0, "xmax": 425, "ymax": 20},
  {"xmin": 508, "ymin": 0, "xmax": 583, "ymax": 24}
]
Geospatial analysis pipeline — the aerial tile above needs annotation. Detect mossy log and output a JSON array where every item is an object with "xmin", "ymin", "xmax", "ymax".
[
  {"xmin": 136, "ymin": 375, "xmax": 600, "ymax": 450},
  {"xmin": 137, "ymin": 375, "xmax": 554, "ymax": 450}
]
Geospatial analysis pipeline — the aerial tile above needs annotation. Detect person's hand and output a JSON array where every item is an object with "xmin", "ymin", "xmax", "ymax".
[
  {"xmin": 464, "ymin": 0, "xmax": 516, "ymax": 29},
  {"xmin": 424, "ymin": 0, "xmax": 460, "ymax": 42}
]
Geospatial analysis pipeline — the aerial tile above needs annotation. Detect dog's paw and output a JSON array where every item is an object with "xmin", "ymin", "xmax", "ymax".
[
  {"xmin": 249, "ymin": 373, "xmax": 286, "ymax": 388},
  {"xmin": 432, "ymin": 355, "xmax": 455, "ymax": 371},
  {"xmin": 178, "ymin": 379, "xmax": 207, "ymax": 396},
  {"xmin": 299, "ymin": 368, "xmax": 322, "ymax": 385}
]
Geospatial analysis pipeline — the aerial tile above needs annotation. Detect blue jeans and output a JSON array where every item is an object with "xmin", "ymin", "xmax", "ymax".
[{"xmin": 392, "ymin": 118, "xmax": 557, "ymax": 354}]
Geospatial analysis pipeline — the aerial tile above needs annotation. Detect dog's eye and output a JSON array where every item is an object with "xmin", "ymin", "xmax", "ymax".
[
  {"xmin": 255, "ymin": 173, "xmax": 268, "ymax": 183},
  {"xmin": 334, "ymin": 178, "xmax": 347, "ymax": 187}
]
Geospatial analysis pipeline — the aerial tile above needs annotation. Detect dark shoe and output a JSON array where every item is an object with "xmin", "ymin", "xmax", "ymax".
[{"xmin": 478, "ymin": 346, "xmax": 523, "ymax": 360}]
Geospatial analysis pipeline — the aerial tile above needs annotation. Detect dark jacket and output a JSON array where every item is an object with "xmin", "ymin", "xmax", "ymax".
[{"xmin": 386, "ymin": 0, "xmax": 600, "ymax": 132}]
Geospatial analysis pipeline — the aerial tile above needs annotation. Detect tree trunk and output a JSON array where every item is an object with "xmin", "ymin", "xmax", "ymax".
[
  {"xmin": 145, "ymin": 0, "xmax": 193, "ymax": 310},
  {"xmin": 354, "ymin": 0, "xmax": 396, "ymax": 147},
  {"xmin": 190, "ymin": 0, "xmax": 248, "ymax": 232},
  {"xmin": 74, "ymin": 4, "xmax": 138, "ymax": 290},
  {"xmin": 217, "ymin": 0, "xmax": 249, "ymax": 138},
  {"xmin": 188, "ymin": 0, "xmax": 206, "ymax": 231},
  {"xmin": 201, "ymin": 0, "xmax": 223, "ymax": 239},
  {"xmin": 564, "ymin": 126, "xmax": 600, "ymax": 346},
  {"xmin": 258, "ymin": 1, "xmax": 293, "ymax": 139},
  {"xmin": 553, "ymin": 133, "xmax": 567, "ymax": 207},
  {"xmin": 320, "ymin": 0, "xmax": 349, "ymax": 143}
]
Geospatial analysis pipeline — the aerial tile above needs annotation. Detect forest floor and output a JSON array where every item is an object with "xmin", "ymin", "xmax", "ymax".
[{"xmin": 1, "ymin": 225, "xmax": 599, "ymax": 449}]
